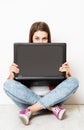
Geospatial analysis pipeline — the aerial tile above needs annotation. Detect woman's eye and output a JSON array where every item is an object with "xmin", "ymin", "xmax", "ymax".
[
  {"xmin": 35, "ymin": 37, "xmax": 39, "ymax": 40},
  {"xmin": 43, "ymin": 38, "xmax": 48, "ymax": 40}
]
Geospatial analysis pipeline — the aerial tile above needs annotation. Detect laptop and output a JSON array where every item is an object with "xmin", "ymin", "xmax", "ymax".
[{"xmin": 14, "ymin": 43, "xmax": 66, "ymax": 86}]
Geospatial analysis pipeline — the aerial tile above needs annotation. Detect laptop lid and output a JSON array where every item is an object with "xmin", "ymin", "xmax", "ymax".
[{"xmin": 14, "ymin": 43, "xmax": 66, "ymax": 86}]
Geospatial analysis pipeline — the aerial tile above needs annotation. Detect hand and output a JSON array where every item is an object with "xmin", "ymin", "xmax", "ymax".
[
  {"xmin": 59, "ymin": 62, "xmax": 71, "ymax": 77},
  {"xmin": 7, "ymin": 63, "xmax": 19, "ymax": 80},
  {"xmin": 9, "ymin": 63, "xmax": 19, "ymax": 74}
]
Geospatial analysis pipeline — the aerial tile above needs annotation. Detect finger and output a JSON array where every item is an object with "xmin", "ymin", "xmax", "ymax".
[
  {"xmin": 10, "ymin": 66, "xmax": 19, "ymax": 73},
  {"xmin": 62, "ymin": 63, "xmax": 69, "ymax": 67},
  {"xmin": 64, "ymin": 61, "xmax": 68, "ymax": 65},
  {"xmin": 12, "ymin": 63, "xmax": 18, "ymax": 67},
  {"xmin": 59, "ymin": 66, "xmax": 69, "ymax": 72}
]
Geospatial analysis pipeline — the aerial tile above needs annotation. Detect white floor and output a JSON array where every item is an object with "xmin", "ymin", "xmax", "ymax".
[{"xmin": 0, "ymin": 104, "xmax": 84, "ymax": 130}]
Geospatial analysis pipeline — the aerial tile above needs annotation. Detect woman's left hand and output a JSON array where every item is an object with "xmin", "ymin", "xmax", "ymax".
[{"xmin": 59, "ymin": 62, "xmax": 71, "ymax": 78}]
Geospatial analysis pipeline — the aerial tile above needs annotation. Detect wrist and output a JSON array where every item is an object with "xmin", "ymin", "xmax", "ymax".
[
  {"xmin": 7, "ymin": 72, "xmax": 14, "ymax": 80},
  {"xmin": 66, "ymin": 72, "xmax": 72, "ymax": 78}
]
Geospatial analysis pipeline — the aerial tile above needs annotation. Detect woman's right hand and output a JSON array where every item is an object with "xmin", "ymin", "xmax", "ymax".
[{"xmin": 7, "ymin": 63, "xmax": 20, "ymax": 80}]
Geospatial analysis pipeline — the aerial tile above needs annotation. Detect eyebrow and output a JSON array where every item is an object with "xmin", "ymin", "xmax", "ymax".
[{"xmin": 42, "ymin": 37, "xmax": 48, "ymax": 39}]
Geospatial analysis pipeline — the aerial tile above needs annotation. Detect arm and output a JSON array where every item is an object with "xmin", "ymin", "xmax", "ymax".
[
  {"xmin": 7, "ymin": 63, "xmax": 19, "ymax": 80},
  {"xmin": 59, "ymin": 62, "xmax": 72, "ymax": 78}
]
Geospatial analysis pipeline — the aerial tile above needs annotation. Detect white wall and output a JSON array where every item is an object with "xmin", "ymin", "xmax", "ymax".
[{"xmin": 0, "ymin": 0, "xmax": 83, "ymax": 104}]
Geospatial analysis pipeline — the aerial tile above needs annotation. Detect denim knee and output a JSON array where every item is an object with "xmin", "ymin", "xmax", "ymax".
[
  {"xmin": 3, "ymin": 80, "xmax": 15, "ymax": 93},
  {"xmin": 68, "ymin": 77, "xmax": 79, "ymax": 91}
]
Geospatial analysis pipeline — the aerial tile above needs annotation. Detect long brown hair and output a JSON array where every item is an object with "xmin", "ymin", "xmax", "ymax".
[{"xmin": 29, "ymin": 21, "xmax": 51, "ymax": 42}]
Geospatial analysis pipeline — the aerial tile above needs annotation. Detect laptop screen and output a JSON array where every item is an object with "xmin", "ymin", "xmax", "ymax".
[{"xmin": 14, "ymin": 43, "xmax": 66, "ymax": 86}]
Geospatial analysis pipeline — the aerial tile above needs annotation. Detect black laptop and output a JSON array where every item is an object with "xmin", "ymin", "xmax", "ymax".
[{"xmin": 14, "ymin": 43, "xmax": 66, "ymax": 86}]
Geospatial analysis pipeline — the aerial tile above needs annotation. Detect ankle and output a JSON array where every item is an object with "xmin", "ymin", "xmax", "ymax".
[
  {"xmin": 28, "ymin": 107, "xmax": 35, "ymax": 113},
  {"xmin": 48, "ymin": 107, "xmax": 52, "ymax": 111},
  {"xmin": 28, "ymin": 103, "xmax": 43, "ymax": 113}
]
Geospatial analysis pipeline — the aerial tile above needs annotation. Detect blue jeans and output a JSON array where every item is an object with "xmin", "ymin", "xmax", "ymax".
[{"xmin": 3, "ymin": 77, "xmax": 79, "ymax": 109}]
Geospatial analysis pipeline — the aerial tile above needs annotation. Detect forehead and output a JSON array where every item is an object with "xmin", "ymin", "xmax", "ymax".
[{"xmin": 33, "ymin": 31, "xmax": 48, "ymax": 37}]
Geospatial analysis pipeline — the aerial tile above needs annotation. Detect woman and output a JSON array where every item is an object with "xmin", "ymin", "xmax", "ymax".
[{"xmin": 3, "ymin": 21, "xmax": 79, "ymax": 125}]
